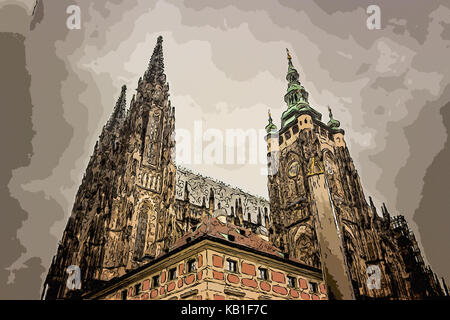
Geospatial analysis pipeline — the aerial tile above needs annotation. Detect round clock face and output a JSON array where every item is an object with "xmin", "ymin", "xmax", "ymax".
[{"xmin": 288, "ymin": 161, "xmax": 300, "ymax": 178}]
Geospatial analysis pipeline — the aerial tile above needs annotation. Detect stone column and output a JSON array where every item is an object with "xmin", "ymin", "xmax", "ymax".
[{"xmin": 308, "ymin": 170, "xmax": 355, "ymax": 300}]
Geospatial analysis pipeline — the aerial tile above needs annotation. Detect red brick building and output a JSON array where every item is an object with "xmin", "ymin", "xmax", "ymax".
[{"xmin": 84, "ymin": 216, "xmax": 327, "ymax": 300}]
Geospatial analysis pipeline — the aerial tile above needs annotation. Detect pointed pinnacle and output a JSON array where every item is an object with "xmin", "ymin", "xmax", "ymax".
[
  {"xmin": 107, "ymin": 85, "xmax": 127, "ymax": 129},
  {"xmin": 146, "ymin": 36, "xmax": 166, "ymax": 83},
  {"xmin": 116, "ymin": 85, "xmax": 126, "ymax": 110}
]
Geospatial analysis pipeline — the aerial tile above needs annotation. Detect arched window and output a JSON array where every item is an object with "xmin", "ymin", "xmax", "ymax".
[{"xmin": 134, "ymin": 210, "xmax": 148, "ymax": 259}]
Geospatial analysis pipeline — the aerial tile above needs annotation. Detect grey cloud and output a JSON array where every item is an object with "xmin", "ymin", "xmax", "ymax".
[
  {"xmin": 0, "ymin": 30, "xmax": 32, "ymax": 299},
  {"xmin": 413, "ymin": 98, "xmax": 450, "ymax": 281},
  {"xmin": 1, "ymin": 0, "xmax": 450, "ymax": 298},
  {"xmin": 0, "ymin": 0, "xmax": 144, "ymax": 298},
  {"xmin": 371, "ymin": 72, "xmax": 408, "ymax": 91},
  {"xmin": 30, "ymin": 0, "xmax": 43, "ymax": 30}
]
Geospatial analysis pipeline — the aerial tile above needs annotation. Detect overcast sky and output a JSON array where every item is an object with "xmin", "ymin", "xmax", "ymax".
[{"xmin": 1, "ymin": 0, "xmax": 449, "ymax": 298}]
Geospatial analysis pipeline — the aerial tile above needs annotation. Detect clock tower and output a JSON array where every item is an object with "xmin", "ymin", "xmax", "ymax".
[{"xmin": 265, "ymin": 49, "xmax": 356, "ymax": 299}]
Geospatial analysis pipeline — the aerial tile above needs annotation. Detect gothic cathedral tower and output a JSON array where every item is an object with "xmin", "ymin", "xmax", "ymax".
[
  {"xmin": 42, "ymin": 39, "xmax": 444, "ymax": 300},
  {"xmin": 43, "ymin": 36, "xmax": 177, "ymax": 299},
  {"xmin": 266, "ymin": 50, "xmax": 392, "ymax": 299}
]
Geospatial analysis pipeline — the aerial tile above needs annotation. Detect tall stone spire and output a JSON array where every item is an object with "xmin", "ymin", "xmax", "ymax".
[
  {"xmin": 281, "ymin": 49, "xmax": 321, "ymax": 128},
  {"xmin": 106, "ymin": 85, "xmax": 127, "ymax": 130},
  {"xmin": 145, "ymin": 35, "xmax": 166, "ymax": 85}
]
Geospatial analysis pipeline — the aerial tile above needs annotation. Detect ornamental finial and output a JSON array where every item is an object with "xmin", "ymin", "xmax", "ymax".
[
  {"xmin": 286, "ymin": 48, "xmax": 292, "ymax": 60},
  {"xmin": 265, "ymin": 108, "xmax": 278, "ymax": 133}
]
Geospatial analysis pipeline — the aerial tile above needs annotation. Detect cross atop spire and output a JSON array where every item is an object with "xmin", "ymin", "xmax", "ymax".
[
  {"xmin": 286, "ymin": 48, "xmax": 292, "ymax": 61},
  {"xmin": 285, "ymin": 48, "xmax": 296, "ymax": 74}
]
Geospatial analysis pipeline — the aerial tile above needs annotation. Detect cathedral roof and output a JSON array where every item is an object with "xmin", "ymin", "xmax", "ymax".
[{"xmin": 175, "ymin": 166, "xmax": 269, "ymax": 227}]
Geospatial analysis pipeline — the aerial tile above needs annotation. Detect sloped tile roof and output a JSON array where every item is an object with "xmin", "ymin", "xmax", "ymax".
[{"xmin": 167, "ymin": 216, "xmax": 304, "ymax": 266}]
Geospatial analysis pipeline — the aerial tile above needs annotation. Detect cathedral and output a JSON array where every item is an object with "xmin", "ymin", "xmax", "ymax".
[{"xmin": 42, "ymin": 36, "xmax": 447, "ymax": 300}]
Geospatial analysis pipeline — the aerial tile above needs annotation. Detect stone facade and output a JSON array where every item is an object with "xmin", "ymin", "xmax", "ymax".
[
  {"xmin": 43, "ymin": 37, "xmax": 177, "ymax": 299},
  {"xmin": 42, "ymin": 37, "xmax": 446, "ymax": 300},
  {"xmin": 42, "ymin": 36, "xmax": 270, "ymax": 300}
]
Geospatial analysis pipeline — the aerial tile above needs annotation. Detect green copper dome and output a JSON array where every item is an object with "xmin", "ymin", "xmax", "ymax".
[
  {"xmin": 281, "ymin": 49, "xmax": 321, "ymax": 129},
  {"xmin": 265, "ymin": 110, "xmax": 278, "ymax": 134},
  {"xmin": 327, "ymin": 106, "xmax": 341, "ymax": 130}
]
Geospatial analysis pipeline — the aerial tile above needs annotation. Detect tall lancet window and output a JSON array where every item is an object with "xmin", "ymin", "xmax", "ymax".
[
  {"xmin": 257, "ymin": 209, "xmax": 262, "ymax": 225},
  {"xmin": 134, "ymin": 210, "xmax": 148, "ymax": 259},
  {"xmin": 147, "ymin": 111, "xmax": 162, "ymax": 166}
]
